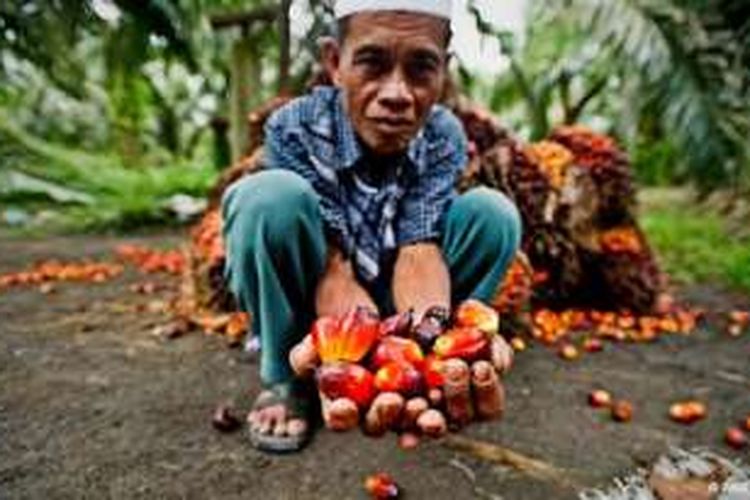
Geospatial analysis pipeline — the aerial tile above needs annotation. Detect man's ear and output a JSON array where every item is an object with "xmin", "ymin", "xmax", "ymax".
[{"xmin": 319, "ymin": 36, "xmax": 342, "ymax": 86}]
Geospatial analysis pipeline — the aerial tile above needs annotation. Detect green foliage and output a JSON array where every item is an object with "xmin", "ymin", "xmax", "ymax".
[
  {"xmin": 536, "ymin": 0, "xmax": 750, "ymax": 190},
  {"xmin": 0, "ymin": 113, "xmax": 216, "ymax": 232},
  {"xmin": 640, "ymin": 189, "xmax": 750, "ymax": 292}
]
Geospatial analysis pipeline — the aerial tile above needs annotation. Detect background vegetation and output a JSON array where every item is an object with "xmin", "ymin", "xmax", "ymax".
[{"xmin": 1, "ymin": 0, "xmax": 748, "ymax": 290}]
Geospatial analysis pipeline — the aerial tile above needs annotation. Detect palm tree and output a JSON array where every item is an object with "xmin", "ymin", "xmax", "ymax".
[{"xmin": 472, "ymin": 0, "xmax": 749, "ymax": 191}]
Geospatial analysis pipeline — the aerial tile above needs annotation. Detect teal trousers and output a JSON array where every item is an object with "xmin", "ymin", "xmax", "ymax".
[{"xmin": 222, "ymin": 170, "xmax": 521, "ymax": 384}]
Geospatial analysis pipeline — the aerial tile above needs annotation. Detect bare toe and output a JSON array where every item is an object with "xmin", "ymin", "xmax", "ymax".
[{"xmin": 287, "ymin": 418, "xmax": 308, "ymax": 437}]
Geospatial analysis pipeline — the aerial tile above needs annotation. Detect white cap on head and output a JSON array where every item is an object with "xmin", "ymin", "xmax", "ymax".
[{"xmin": 334, "ymin": 0, "xmax": 452, "ymax": 20}]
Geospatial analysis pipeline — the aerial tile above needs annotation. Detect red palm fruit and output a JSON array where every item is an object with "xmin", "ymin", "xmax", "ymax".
[
  {"xmin": 364, "ymin": 472, "xmax": 399, "ymax": 499},
  {"xmin": 745, "ymin": 415, "xmax": 750, "ymax": 432},
  {"xmin": 311, "ymin": 307, "xmax": 380, "ymax": 363},
  {"xmin": 729, "ymin": 310, "xmax": 749, "ymax": 325},
  {"xmin": 316, "ymin": 362, "xmax": 376, "ymax": 408},
  {"xmin": 374, "ymin": 362, "xmax": 424, "ymax": 398},
  {"xmin": 454, "ymin": 299, "xmax": 499, "ymax": 334},
  {"xmin": 422, "ymin": 355, "xmax": 445, "ymax": 389},
  {"xmin": 582, "ymin": 338, "xmax": 604, "ymax": 353},
  {"xmin": 371, "ymin": 336, "xmax": 424, "ymax": 370},
  {"xmin": 379, "ymin": 311, "xmax": 412, "ymax": 337},
  {"xmin": 433, "ymin": 327, "xmax": 489, "ymax": 361},
  {"xmin": 611, "ymin": 400, "xmax": 634, "ymax": 422},
  {"xmin": 588, "ymin": 390, "xmax": 612, "ymax": 408},
  {"xmin": 725, "ymin": 427, "xmax": 748, "ymax": 449}
]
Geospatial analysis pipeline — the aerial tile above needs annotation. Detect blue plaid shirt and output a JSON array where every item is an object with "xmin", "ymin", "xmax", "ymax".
[{"xmin": 263, "ymin": 86, "xmax": 468, "ymax": 283}]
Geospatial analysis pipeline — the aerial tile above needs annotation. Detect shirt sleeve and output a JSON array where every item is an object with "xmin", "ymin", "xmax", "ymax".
[
  {"xmin": 396, "ymin": 111, "xmax": 468, "ymax": 246},
  {"xmin": 263, "ymin": 110, "xmax": 354, "ymax": 255}
]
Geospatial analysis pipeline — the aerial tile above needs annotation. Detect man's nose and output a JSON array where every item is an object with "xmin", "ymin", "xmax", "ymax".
[{"xmin": 377, "ymin": 70, "xmax": 413, "ymax": 111}]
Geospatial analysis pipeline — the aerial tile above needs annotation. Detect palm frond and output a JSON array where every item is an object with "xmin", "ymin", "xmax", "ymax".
[{"xmin": 539, "ymin": 0, "xmax": 750, "ymax": 188}]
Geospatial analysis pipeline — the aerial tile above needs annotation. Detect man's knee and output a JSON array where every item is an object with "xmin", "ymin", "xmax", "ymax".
[
  {"xmin": 222, "ymin": 170, "xmax": 320, "ymax": 247},
  {"xmin": 453, "ymin": 187, "xmax": 522, "ymax": 254}
]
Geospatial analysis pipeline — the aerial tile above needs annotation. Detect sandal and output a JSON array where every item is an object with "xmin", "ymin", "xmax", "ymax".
[{"xmin": 248, "ymin": 380, "xmax": 315, "ymax": 453}]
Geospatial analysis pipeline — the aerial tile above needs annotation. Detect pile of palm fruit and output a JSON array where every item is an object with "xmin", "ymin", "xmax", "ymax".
[{"xmin": 184, "ymin": 80, "xmax": 682, "ymax": 349}]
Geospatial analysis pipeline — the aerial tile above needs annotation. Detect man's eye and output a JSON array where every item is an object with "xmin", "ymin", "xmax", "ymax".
[{"xmin": 407, "ymin": 60, "xmax": 438, "ymax": 80}]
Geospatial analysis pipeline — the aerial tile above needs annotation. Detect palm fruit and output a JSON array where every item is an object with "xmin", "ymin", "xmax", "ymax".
[
  {"xmin": 411, "ymin": 305, "xmax": 450, "ymax": 351},
  {"xmin": 311, "ymin": 307, "xmax": 380, "ymax": 364},
  {"xmin": 364, "ymin": 472, "xmax": 399, "ymax": 499},
  {"xmin": 374, "ymin": 362, "xmax": 424, "ymax": 398},
  {"xmin": 454, "ymin": 299, "xmax": 499, "ymax": 335},
  {"xmin": 492, "ymin": 251, "xmax": 534, "ymax": 316},
  {"xmin": 669, "ymin": 401, "xmax": 707, "ymax": 425},
  {"xmin": 433, "ymin": 327, "xmax": 489, "ymax": 362},
  {"xmin": 371, "ymin": 336, "xmax": 424, "ymax": 370},
  {"xmin": 316, "ymin": 362, "xmax": 376, "ymax": 408},
  {"xmin": 422, "ymin": 355, "xmax": 446, "ymax": 388},
  {"xmin": 549, "ymin": 125, "xmax": 635, "ymax": 225},
  {"xmin": 525, "ymin": 141, "xmax": 574, "ymax": 190}
]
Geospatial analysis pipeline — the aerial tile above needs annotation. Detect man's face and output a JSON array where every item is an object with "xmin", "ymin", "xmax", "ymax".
[{"xmin": 326, "ymin": 11, "xmax": 448, "ymax": 155}]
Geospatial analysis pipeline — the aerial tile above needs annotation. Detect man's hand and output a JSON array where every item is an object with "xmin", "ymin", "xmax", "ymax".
[
  {"xmin": 315, "ymin": 245, "xmax": 377, "ymax": 318},
  {"xmin": 392, "ymin": 243, "xmax": 451, "ymax": 323}
]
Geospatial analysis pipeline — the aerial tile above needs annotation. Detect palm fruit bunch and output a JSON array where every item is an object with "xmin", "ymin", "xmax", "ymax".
[
  {"xmin": 548, "ymin": 125, "xmax": 635, "ymax": 226},
  {"xmin": 289, "ymin": 301, "xmax": 511, "ymax": 439},
  {"xmin": 188, "ymin": 209, "xmax": 234, "ymax": 312}
]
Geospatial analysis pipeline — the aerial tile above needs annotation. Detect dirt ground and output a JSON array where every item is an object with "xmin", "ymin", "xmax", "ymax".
[{"xmin": 1, "ymin": 232, "xmax": 749, "ymax": 500}]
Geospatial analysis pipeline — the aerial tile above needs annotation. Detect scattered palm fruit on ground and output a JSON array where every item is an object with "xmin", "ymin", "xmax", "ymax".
[
  {"xmin": 114, "ymin": 244, "xmax": 185, "ymax": 275},
  {"xmin": 725, "ymin": 427, "xmax": 748, "ymax": 449},
  {"xmin": 364, "ymin": 472, "xmax": 399, "ymax": 499},
  {"xmin": 211, "ymin": 404, "xmax": 241, "ymax": 433},
  {"xmin": 745, "ymin": 415, "xmax": 750, "ymax": 432},
  {"xmin": 510, "ymin": 337, "xmax": 527, "ymax": 351},
  {"xmin": 727, "ymin": 310, "xmax": 749, "ymax": 336},
  {"xmin": 588, "ymin": 390, "xmax": 613, "ymax": 409},
  {"xmin": 398, "ymin": 432, "xmax": 420, "ymax": 450},
  {"xmin": 296, "ymin": 301, "xmax": 509, "ymax": 439},
  {"xmin": 558, "ymin": 343, "xmax": 580, "ymax": 361},
  {"xmin": 0, "ymin": 260, "xmax": 123, "ymax": 290},
  {"xmin": 668, "ymin": 401, "xmax": 708, "ymax": 425},
  {"xmin": 611, "ymin": 400, "xmax": 634, "ymax": 423}
]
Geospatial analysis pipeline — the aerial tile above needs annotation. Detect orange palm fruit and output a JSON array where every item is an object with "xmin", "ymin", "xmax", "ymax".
[
  {"xmin": 374, "ymin": 362, "xmax": 424, "ymax": 398},
  {"xmin": 668, "ymin": 401, "xmax": 707, "ymax": 424},
  {"xmin": 611, "ymin": 400, "xmax": 634, "ymax": 422},
  {"xmin": 316, "ymin": 362, "xmax": 376, "ymax": 408},
  {"xmin": 454, "ymin": 299, "xmax": 499, "ymax": 334},
  {"xmin": 371, "ymin": 336, "xmax": 424, "ymax": 370},
  {"xmin": 588, "ymin": 390, "xmax": 612, "ymax": 408},
  {"xmin": 364, "ymin": 472, "xmax": 399, "ymax": 499},
  {"xmin": 311, "ymin": 307, "xmax": 380, "ymax": 363},
  {"xmin": 433, "ymin": 327, "xmax": 489, "ymax": 361}
]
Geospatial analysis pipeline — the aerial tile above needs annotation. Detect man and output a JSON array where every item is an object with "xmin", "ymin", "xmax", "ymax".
[{"xmin": 222, "ymin": 0, "xmax": 521, "ymax": 452}]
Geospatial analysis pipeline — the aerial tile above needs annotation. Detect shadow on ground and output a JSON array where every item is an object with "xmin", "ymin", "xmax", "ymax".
[{"xmin": 1, "ymin": 232, "xmax": 748, "ymax": 499}]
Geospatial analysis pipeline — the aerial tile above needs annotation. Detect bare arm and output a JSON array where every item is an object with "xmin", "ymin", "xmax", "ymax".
[
  {"xmin": 392, "ymin": 242, "xmax": 450, "ymax": 323},
  {"xmin": 315, "ymin": 243, "xmax": 378, "ymax": 318}
]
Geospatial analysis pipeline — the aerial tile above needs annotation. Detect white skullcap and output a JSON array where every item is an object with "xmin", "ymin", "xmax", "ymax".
[{"xmin": 334, "ymin": 0, "xmax": 452, "ymax": 20}]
